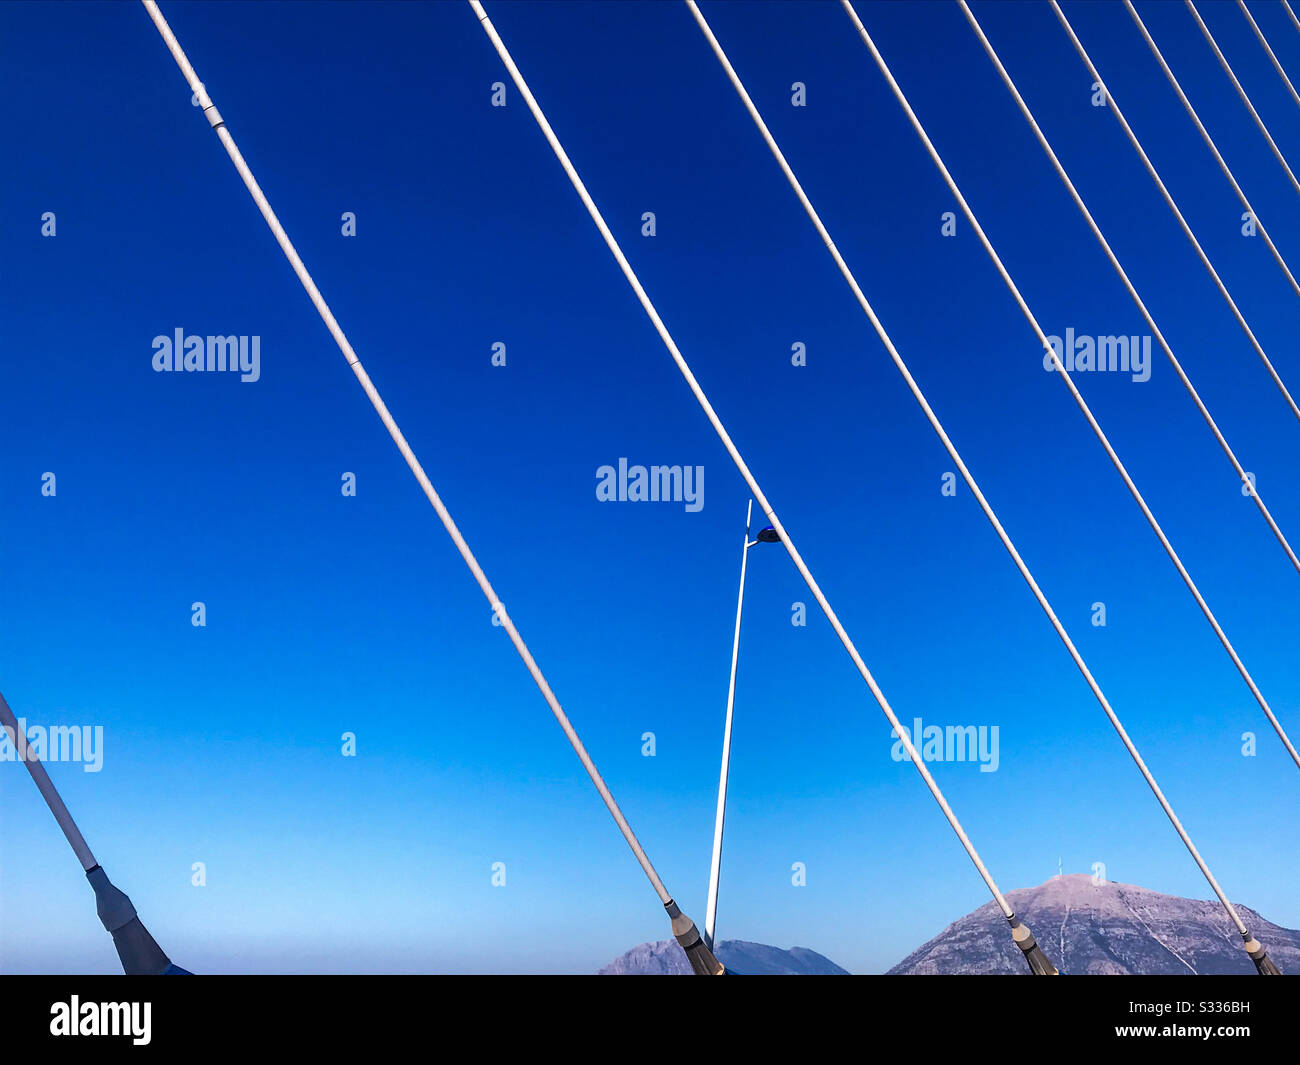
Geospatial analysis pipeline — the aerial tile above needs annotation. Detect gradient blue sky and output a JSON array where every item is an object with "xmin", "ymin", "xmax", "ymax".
[{"xmin": 2, "ymin": 0, "xmax": 1298, "ymax": 975}]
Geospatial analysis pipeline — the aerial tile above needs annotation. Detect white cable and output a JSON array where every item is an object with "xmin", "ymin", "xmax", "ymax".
[
  {"xmin": 1239, "ymin": 0, "xmax": 1300, "ymax": 110},
  {"xmin": 467, "ymin": 0, "xmax": 1020, "ymax": 920},
  {"xmin": 1286, "ymin": 0, "xmax": 1300, "ymax": 37},
  {"xmin": 1189, "ymin": 2, "xmax": 1300, "ymax": 196},
  {"xmin": 947, "ymin": 1, "xmax": 1300, "ymax": 773},
  {"xmin": 139, "ymin": 0, "xmax": 676, "ymax": 906},
  {"xmin": 0, "ymin": 690, "xmax": 97, "ymax": 871},
  {"xmin": 1052, "ymin": 1, "xmax": 1300, "ymax": 427},
  {"xmin": 1127, "ymin": 0, "xmax": 1300, "ymax": 302}
]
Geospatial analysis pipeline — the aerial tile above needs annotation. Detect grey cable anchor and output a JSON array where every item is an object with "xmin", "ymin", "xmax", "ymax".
[
  {"xmin": 1244, "ymin": 931, "xmax": 1282, "ymax": 976},
  {"xmin": 665, "ymin": 900, "xmax": 725, "ymax": 975},
  {"xmin": 1, "ymin": 689, "xmax": 190, "ymax": 975},
  {"xmin": 87, "ymin": 865, "xmax": 190, "ymax": 975},
  {"xmin": 1008, "ymin": 915, "xmax": 1060, "ymax": 976}
]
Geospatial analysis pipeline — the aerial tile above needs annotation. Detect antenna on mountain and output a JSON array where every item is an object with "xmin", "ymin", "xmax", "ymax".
[
  {"xmin": 1, "ymin": 689, "xmax": 189, "ymax": 975},
  {"xmin": 139, "ymin": 0, "xmax": 724, "ymax": 977},
  {"xmin": 1058, "ymin": 859, "xmax": 1063, "ymax": 880}
]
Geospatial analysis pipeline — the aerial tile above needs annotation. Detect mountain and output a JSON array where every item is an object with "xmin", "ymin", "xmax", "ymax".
[
  {"xmin": 599, "ymin": 939, "xmax": 849, "ymax": 975},
  {"xmin": 888, "ymin": 874, "xmax": 1300, "ymax": 975}
]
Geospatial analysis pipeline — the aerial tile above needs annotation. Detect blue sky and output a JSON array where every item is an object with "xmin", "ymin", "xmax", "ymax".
[{"xmin": 2, "ymin": 0, "xmax": 1298, "ymax": 975}]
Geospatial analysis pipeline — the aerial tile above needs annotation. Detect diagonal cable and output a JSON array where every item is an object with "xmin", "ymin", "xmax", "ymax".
[
  {"xmin": 1286, "ymin": 0, "xmax": 1300, "ymax": 37},
  {"xmin": 1239, "ymin": 0, "xmax": 1300, "ymax": 110}
]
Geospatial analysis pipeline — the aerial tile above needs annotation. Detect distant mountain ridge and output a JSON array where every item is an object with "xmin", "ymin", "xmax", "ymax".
[
  {"xmin": 889, "ymin": 874, "xmax": 1300, "ymax": 975},
  {"xmin": 599, "ymin": 939, "xmax": 849, "ymax": 975}
]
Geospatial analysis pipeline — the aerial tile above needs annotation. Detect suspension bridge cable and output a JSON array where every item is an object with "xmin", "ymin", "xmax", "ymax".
[
  {"xmin": 1188, "ymin": 1, "xmax": 1300, "ymax": 197},
  {"xmin": 1238, "ymin": 0, "xmax": 1300, "ymax": 111},
  {"xmin": 139, "ymin": 0, "xmax": 727, "ymax": 974},
  {"xmin": 1051, "ymin": 0, "xmax": 1300, "ymax": 428},
  {"xmin": 1127, "ymin": 0, "xmax": 1300, "ymax": 302},
  {"xmin": 948, "ymin": 0, "xmax": 1300, "ymax": 772},
  {"xmin": 465, "ymin": 0, "xmax": 1060, "ymax": 974},
  {"xmin": 0, "ymin": 692, "xmax": 96, "ymax": 872},
  {"xmin": 1286, "ymin": 0, "xmax": 1300, "ymax": 37}
]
